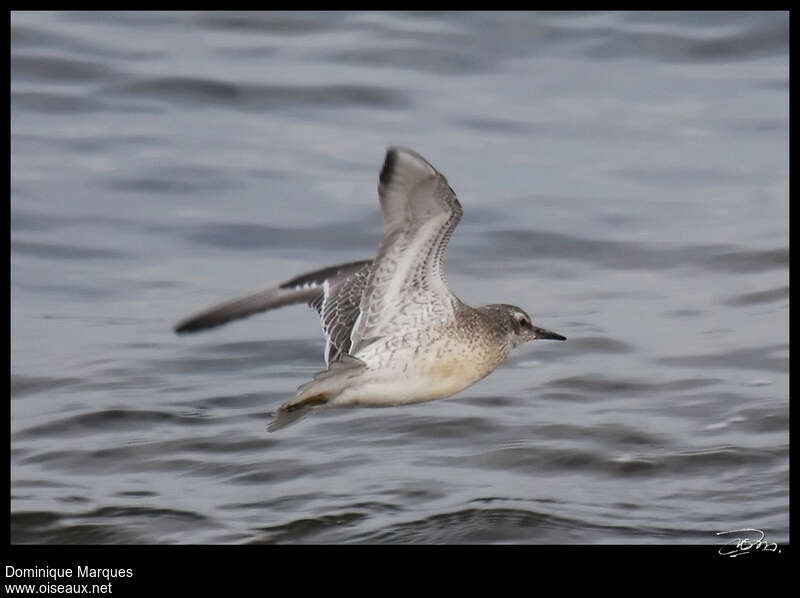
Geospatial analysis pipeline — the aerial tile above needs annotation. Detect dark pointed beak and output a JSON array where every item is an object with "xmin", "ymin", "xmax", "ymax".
[{"xmin": 533, "ymin": 326, "xmax": 566, "ymax": 341}]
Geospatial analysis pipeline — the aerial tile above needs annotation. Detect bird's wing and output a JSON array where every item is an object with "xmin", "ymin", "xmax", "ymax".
[
  {"xmin": 307, "ymin": 261, "xmax": 371, "ymax": 365},
  {"xmin": 349, "ymin": 147, "xmax": 463, "ymax": 355},
  {"xmin": 173, "ymin": 260, "xmax": 372, "ymax": 345}
]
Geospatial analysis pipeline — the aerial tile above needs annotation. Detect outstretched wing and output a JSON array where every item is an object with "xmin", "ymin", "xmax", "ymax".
[
  {"xmin": 349, "ymin": 147, "xmax": 463, "ymax": 354},
  {"xmin": 173, "ymin": 260, "xmax": 371, "ymax": 340}
]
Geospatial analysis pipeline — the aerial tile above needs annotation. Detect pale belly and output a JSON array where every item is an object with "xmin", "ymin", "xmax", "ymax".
[{"xmin": 329, "ymin": 353, "xmax": 499, "ymax": 408}]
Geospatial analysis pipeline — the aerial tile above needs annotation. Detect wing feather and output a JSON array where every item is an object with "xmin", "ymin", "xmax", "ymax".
[
  {"xmin": 311, "ymin": 262, "xmax": 371, "ymax": 365},
  {"xmin": 174, "ymin": 259, "xmax": 371, "ymax": 335},
  {"xmin": 349, "ymin": 147, "xmax": 462, "ymax": 354}
]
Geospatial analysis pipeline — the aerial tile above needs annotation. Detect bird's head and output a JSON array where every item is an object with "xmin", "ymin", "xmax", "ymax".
[{"xmin": 481, "ymin": 304, "xmax": 566, "ymax": 349}]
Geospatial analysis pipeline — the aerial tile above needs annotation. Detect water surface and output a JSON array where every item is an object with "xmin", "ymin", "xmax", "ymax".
[{"xmin": 11, "ymin": 11, "xmax": 789, "ymax": 545}]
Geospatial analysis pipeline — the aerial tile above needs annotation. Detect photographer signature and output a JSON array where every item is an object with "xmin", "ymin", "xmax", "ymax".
[{"xmin": 716, "ymin": 528, "xmax": 780, "ymax": 557}]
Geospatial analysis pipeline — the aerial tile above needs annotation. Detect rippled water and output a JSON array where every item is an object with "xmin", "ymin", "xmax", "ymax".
[{"xmin": 11, "ymin": 11, "xmax": 788, "ymax": 545}]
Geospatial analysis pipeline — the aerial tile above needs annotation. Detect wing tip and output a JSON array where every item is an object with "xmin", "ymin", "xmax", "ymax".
[
  {"xmin": 380, "ymin": 146, "xmax": 437, "ymax": 189},
  {"xmin": 379, "ymin": 147, "xmax": 400, "ymax": 187},
  {"xmin": 174, "ymin": 319, "xmax": 223, "ymax": 334},
  {"xmin": 173, "ymin": 318, "xmax": 204, "ymax": 334}
]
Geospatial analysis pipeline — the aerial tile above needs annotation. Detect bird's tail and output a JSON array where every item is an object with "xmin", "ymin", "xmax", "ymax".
[
  {"xmin": 266, "ymin": 402, "xmax": 320, "ymax": 432},
  {"xmin": 267, "ymin": 355, "xmax": 366, "ymax": 432}
]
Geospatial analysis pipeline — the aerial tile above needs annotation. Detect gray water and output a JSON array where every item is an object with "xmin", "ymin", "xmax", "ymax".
[{"xmin": 11, "ymin": 11, "xmax": 788, "ymax": 545}]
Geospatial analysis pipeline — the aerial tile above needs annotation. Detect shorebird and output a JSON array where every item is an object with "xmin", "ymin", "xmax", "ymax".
[{"xmin": 175, "ymin": 147, "xmax": 566, "ymax": 431}]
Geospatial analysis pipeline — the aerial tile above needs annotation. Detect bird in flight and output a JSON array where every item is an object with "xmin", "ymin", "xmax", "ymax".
[{"xmin": 175, "ymin": 147, "xmax": 565, "ymax": 431}]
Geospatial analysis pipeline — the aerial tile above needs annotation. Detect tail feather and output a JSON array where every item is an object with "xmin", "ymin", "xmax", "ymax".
[
  {"xmin": 266, "ymin": 355, "xmax": 366, "ymax": 433},
  {"xmin": 297, "ymin": 355, "xmax": 365, "ymax": 396},
  {"xmin": 267, "ymin": 403, "xmax": 320, "ymax": 432}
]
